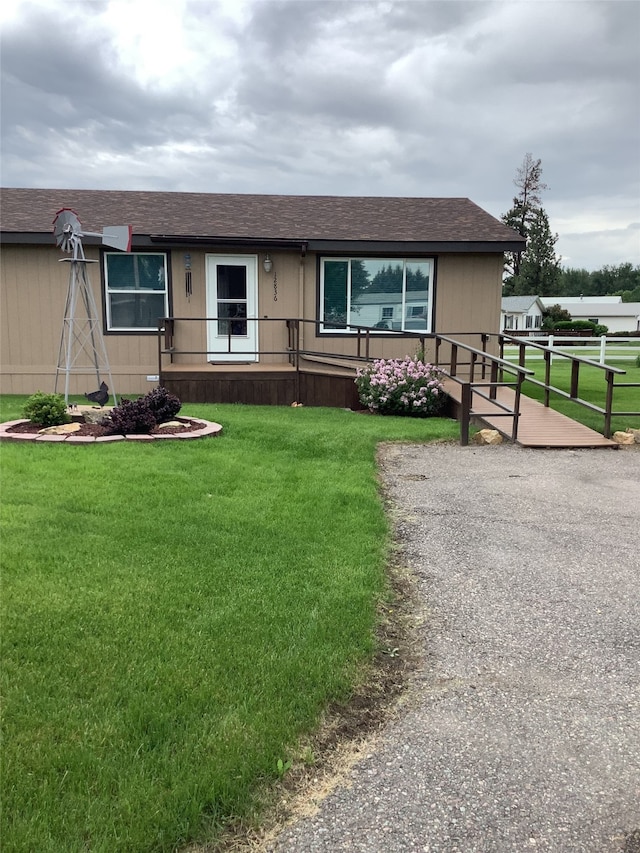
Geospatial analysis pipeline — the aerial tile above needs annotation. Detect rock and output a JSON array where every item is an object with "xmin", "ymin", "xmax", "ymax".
[
  {"xmin": 157, "ymin": 420, "xmax": 187, "ymax": 429},
  {"xmin": 38, "ymin": 422, "xmax": 81, "ymax": 435},
  {"xmin": 472, "ymin": 428, "xmax": 503, "ymax": 445},
  {"xmin": 83, "ymin": 407, "xmax": 113, "ymax": 424},
  {"xmin": 626, "ymin": 428, "xmax": 640, "ymax": 444},
  {"xmin": 613, "ymin": 431, "xmax": 635, "ymax": 445}
]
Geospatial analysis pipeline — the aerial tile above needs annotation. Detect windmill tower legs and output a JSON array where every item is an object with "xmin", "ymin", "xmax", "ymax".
[{"xmin": 55, "ymin": 259, "xmax": 116, "ymax": 405}]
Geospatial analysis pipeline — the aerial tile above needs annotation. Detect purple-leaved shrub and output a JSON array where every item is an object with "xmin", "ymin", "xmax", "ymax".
[
  {"xmin": 355, "ymin": 356, "xmax": 447, "ymax": 417},
  {"xmin": 103, "ymin": 387, "xmax": 182, "ymax": 435}
]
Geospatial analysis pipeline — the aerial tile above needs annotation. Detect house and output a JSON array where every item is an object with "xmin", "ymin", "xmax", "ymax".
[
  {"xmin": 539, "ymin": 296, "xmax": 640, "ymax": 334},
  {"xmin": 0, "ymin": 189, "xmax": 524, "ymax": 405},
  {"xmin": 501, "ymin": 295, "xmax": 545, "ymax": 333}
]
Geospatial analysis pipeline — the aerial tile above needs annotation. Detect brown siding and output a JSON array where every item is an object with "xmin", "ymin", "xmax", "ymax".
[
  {"xmin": 2, "ymin": 243, "xmax": 503, "ymax": 398},
  {"xmin": 1, "ymin": 244, "xmax": 158, "ymax": 396},
  {"xmin": 435, "ymin": 254, "xmax": 503, "ymax": 336}
]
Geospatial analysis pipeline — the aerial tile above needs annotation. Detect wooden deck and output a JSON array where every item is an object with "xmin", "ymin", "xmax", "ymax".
[
  {"xmin": 160, "ymin": 362, "xmax": 363, "ymax": 409},
  {"xmin": 443, "ymin": 379, "xmax": 617, "ymax": 448}
]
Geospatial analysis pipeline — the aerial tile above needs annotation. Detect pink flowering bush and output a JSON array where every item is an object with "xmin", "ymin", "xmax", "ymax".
[{"xmin": 355, "ymin": 356, "xmax": 447, "ymax": 417}]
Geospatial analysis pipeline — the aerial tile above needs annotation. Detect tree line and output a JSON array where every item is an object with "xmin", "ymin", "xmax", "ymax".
[{"xmin": 501, "ymin": 153, "xmax": 640, "ymax": 302}]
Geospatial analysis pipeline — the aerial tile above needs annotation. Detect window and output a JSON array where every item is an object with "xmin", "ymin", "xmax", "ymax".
[
  {"xmin": 504, "ymin": 314, "xmax": 514, "ymax": 330},
  {"xmin": 526, "ymin": 315, "xmax": 533, "ymax": 329},
  {"xmin": 320, "ymin": 258, "xmax": 432, "ymax": 333},
  {"xmin": 104, "ymin": 252, "xmax": 168, "ymax": 331}
]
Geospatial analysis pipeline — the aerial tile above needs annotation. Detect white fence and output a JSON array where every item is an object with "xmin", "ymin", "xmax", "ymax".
[{"xmin": 503, "ymin": 335, "xmax": 639, "ymax": 365}]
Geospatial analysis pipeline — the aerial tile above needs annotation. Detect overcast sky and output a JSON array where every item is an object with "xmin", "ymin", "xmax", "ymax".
[{"xmin": 1, "ymin": 0, "xmax": 639, "ymax": 271}]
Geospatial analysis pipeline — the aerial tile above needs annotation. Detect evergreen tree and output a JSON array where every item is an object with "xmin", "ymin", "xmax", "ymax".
[
  {"xmin": 502, "ymin": 153, "xmax": 561, "ymax": 295},
  {"xmin": 502, "ymin": 153, "xmax": 547, "ymax": 280},
  {"xmin": 514, "ymin": 208, "xmax": 561, "ymax": 296}
]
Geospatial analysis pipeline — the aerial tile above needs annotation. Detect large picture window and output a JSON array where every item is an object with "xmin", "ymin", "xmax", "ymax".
[
  {"xmin": 104, "ymin": 252, "xmax": 168, "ymax": 331},
  {"xmin": 320, "ymin": 258, "xmax": 433, "ymax": 333}
]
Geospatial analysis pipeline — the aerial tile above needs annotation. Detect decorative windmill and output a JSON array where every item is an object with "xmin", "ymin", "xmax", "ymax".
[{"xmin": 52, "ymin": 208, "xmax": 132, "ymax": 406}]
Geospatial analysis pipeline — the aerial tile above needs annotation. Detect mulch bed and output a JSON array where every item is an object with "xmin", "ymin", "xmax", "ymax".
[{"xmin": 6, "ymin": 417, "xmax": 204, "ymax": 437}]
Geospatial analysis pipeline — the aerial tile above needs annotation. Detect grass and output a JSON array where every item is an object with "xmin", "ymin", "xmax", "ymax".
[
  {"xmin": 505, "ymin": 356, "xmax": 640, "ymax": 434},
  {"xmin": 0, "ymin": 396, "xmax": 459, "ymax": 853}
]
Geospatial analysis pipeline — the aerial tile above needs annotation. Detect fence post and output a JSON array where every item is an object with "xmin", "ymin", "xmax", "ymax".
[
  {"xmin": 600, "ymin": 336, "xmax": 607, "ymax": 365},
  {"xmin": 490, "ymin": 361, "xmax": 498, "ymax": 401},
  {"xmin": 548, "ymin": 334, "xmax": 554, "ymax": 365},
  {"xmin": 460, "ymin": 383, "xmax": 471, "ymax": 446},
  {"xmin": 570, "ymin": 360, "xmax": 580, "ymax": 399},
  {"xmin": 481, "ymin": 334, "xmax": 488, "ymax": 379},
  {"xmin": 544, "ymin": 350, "xmax": 551, "ymax": 407},
  {"xmin": 512, "ymin": 371, "xmax": 524, "ymax": 443},
  {"xmin": 604, "ymin": 370, "xmax": 614, "ymax": 438}
]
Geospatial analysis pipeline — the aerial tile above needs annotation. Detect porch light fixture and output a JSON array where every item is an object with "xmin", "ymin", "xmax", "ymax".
[{"xmin": 263, "ymin": 254, "xmax": 273, "ymax": 273}]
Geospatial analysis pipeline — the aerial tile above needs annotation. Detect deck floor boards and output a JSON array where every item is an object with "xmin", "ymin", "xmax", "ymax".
[{"xmin": 442, "ymin": 379, "xmax": 616, "ymax": 448}]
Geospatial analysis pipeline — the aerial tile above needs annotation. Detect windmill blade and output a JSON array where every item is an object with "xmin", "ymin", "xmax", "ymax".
[{"xmin": 52, "ymin": 208, "xmax": 82, "ymax": 253}]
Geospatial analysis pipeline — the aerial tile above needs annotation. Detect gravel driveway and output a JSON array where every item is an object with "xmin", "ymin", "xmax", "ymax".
[{"xmin": 272, "ymin": 444, "xmax": 640, "ymax": 853}]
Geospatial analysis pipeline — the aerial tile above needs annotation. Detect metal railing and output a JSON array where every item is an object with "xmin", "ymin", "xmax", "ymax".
[
  {"xmin": 157, "ymin": 318, "xmax": 539, "ymax": 445},
  {"xmin": 432, "ymin": 333, "xmax": 534, "ymax": 445},
  {"xmin": 499, "ymin": 333, "xmax": 639, "ymax": 437}
]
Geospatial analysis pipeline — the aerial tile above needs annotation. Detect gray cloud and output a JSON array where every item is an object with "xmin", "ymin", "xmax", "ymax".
[{"xmin": 1, "ymin": 0, "xmax": 638, "ymax": 268}]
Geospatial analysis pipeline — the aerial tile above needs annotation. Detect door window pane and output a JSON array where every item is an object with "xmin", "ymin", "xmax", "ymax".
[
  {"xmin": 217, "ymin": 266, "xmax": 247, "ymax": 300},
  {"xmin": 216, "ymin": 265, "xmax": 248, "ymax": 335},
  {"xmin": 217, "ymin": 302, "xmax": 247, "ymax": 336}
]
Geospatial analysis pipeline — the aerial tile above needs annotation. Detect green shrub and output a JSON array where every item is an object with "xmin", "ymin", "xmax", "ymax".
[
  {"xmin": 553, "ymin": 319, "xmax": 596, "ymax": 331},
  {"xmin": 551, "ymin": 319, "xmax": 609, "ymax": 336},
  {"xmin": 22, "ymin": 392, "xmax": 70, "ymax": 427}
]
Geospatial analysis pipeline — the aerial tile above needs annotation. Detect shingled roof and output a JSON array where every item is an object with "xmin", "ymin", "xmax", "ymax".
[{"xmin": 0, "ymin": 188, "xmax": 524, "ymax": 250}]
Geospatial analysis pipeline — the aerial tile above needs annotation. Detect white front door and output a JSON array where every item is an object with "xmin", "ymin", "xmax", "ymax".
[{"xmin": 206, "ymin": 255, "xmax": 258, "ymax": 362}]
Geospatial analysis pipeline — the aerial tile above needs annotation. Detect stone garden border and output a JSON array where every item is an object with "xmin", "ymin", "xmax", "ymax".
[{"xmin": 0, "ymin": 418, "xmax": 223, "ymax": 444}]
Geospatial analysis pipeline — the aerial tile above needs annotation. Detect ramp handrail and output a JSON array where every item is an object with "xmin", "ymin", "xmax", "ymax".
[{"xmin": 500, "ymin": 333, "xmax": 638, "ymax": 437}]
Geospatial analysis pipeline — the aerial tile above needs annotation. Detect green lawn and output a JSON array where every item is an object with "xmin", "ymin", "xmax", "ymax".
[
  {"xmin": 0, "ymin": 396, "xmax": 459, "ymax": 853},
  {"xmin": 507, "ymin": 357, "xmax": 640, "ymax": 433}
]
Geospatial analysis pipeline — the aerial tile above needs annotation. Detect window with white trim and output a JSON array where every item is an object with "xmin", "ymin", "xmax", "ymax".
[
  {"xmin": 320, "ymin": 258, "xmax": 433, "ymax": 332},
  {"xmin": 104, "ymin": 252, "xmax": 168, "ymax": 331}
]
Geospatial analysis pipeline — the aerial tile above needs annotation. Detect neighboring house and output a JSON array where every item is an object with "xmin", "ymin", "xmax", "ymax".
[
  {"xmin": 0, "ymin": 189, "xmax": 524, "ymax": 403},
  {"xmin": 501, "ymin": 295, "xmax": 545, "ymax": 333},
  {"xmin": 539, "ymin": 297, "xmax": 640, "ymax": 334}
]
